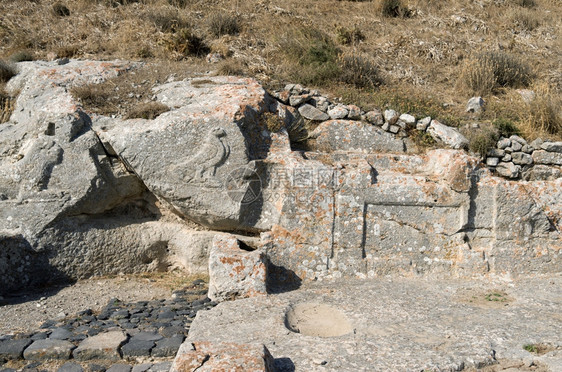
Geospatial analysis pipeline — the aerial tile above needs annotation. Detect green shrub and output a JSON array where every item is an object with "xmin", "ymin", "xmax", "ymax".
[
  {"xmin": 338, "ymin": 54, "xmax": 383, "ymax": 89},
  {"xmin": 493, "ymin": 118, "xmax": 520, "ymax": 137},
  {"xmin": 52, "ymin": 3, "xmax": 71, "ymax": 17},
  {"xmin": 0, "ymin": 60, "xmax": 16, "ymax": 83},
  {"xmin": 462, "ymin": 51, "xmax": 531, "ymax": 95},
  {"xmin": 207, "ymin": 13, "xmax": 240, "ymax": 38},
  {"xmin": 468, "ymin": 127, "xmax": 499, "ymax": 156},
  {"xmin": 167, "ymin": 28, "xmax": 210, "ymax": 57},
  {"xmin": 280, "ymin": 28, "xmax": 341, "ymax": 86},
  {"xmin": 514, "ymin": 0, "xmax": 536, "ymax": 8},
  {"xmin": 378, "ymin": 0, "xmax": 409, "ymax": 18},
  {"xmin": 9, "ymin": 50, "xmax": 34, "ymax": 62},
  {"xmin": 335, "ymin": 26, "xmax": 365, "ymax": 45}
]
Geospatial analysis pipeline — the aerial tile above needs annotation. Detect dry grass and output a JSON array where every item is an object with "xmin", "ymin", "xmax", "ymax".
[
  {"xmin": 338, "ymin": 53, "xmax": 383, "ymax": 89},
  {"xmin": 0, "ymin": 88, "xmax": 16, "ymax": 123},
  {"xmin": 207, "ymin": 13, "xmax": 240, "ymax": 38},
  {"xmin": 460, "ymin": 51, "xmax": 532, "ymax": 95},
  {"xmin": 0, "ymin": 60, "xmax": 16, "ymax": 83},
  {"xmin": 0, "ymin": 0, "xmax": 560, "ymax": 139},
  {"xmin": 520, "ymin": 85, "xmax": 562, "ymax": 139},
  {"xmin": 126, "ymin": 102, "xmax": 170, "ymax": 119}
]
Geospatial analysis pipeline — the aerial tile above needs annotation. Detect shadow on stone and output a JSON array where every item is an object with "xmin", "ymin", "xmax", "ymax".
[
  {"xmin": 266, "ymin": 262, "xmax": 302, "ymax": 294},
  {"xmin": 273, "ymin": 357, "xmax": 295, "ymax": 372}
]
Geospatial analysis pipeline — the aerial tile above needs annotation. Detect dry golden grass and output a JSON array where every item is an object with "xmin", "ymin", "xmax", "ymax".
[
  {"xmin": 0, "ymin": 0, "xmax": 560, "ymax": 138},
  {"xmin": 0, "ymin": 88, "xmax": 16, "ymax": 124}
]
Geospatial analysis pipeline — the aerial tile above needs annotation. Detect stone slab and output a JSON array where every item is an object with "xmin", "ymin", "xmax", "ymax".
[
  {"xmin": 171, "ymin": 341, "xmax": 275, "ymax": 372},
  {"xmin": 73, "ymin": 331, "xmax": 127, "ymax": 361},
  {"xmin": 181, "ymin": 276, "xmax": 562, "ymax": 371},
  {"xmin": 0, "ymin": 338, "xmax": 32, "ymax": 361},
  {"xmin": 23, "ymin": 339, "xmax": 74, "ymax": 361}
]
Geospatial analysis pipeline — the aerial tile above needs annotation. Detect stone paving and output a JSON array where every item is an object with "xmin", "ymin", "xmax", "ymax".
[{"xmin": 0, "ymin": 280, "xmax": 216, "ymax": 372}]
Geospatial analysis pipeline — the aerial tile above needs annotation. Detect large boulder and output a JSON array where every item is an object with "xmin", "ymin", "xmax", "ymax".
[{"xmin": 95, "ymin": 76, "xmax": 274, "ymax": 232}]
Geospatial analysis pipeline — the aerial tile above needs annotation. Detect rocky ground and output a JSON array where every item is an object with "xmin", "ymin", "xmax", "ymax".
[
  {"xmin": 0, "ymin": 275, "xmax": 215, "ymax": 372},
  {"xmin": 181, "ymin": 274, "xmax": 562, "ymax": 372}
]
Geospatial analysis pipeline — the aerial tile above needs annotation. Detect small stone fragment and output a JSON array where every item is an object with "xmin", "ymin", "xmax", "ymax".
[
  {"xmin": 383, "ymin": 109, "xmax": 399, "ymax": 125},
  {"xmin": 427, "ymin": 120, "xmax": 469, "ymax": 149},
  {"xmin": 541, "ymin": 141, "xmax": 562, "ymax": 153},
  {"xmin": 346, "ymin": 105, "xmax": 361, "ymax": 120},
  {"xmin": 106, "ymin": 364, "xmax": 131, "ymax": 372},
  {"xmin": 131, "ymin": 364, "xmax": 152, "ymax": 372},
  {"xmin": 466, "ymin": 96, "xmax": 485, "ymax": 113},
  {"xmin": 365, "ymin": 110, "xmax": 384, "ymax": 126},
  {"xmin": 57, "ymin": 362, "xmax": 83, "ymax": 372},
  {"xmin": 327, "ymin": 106, "xmax": 348, "ymax": 120},
  {"xmin": 511, "ymin": 152, "xmax": 533, "ymax": 165},
  {"xmin": 511, "ymin": 141, "xmax": 523, "ymax": 152},
  {"xmin": 486, "ymin": 157, "xmax": 499, "ymax": 167},
  {"xmin": 298, "ymin": 104, "xmax": 329, "ymax": 121},
  {"xmin": 532, "ymin": 150, "xmax": 562, "ymax": 165},
  {"xmin": 399, "ymin": 113, "xmax": 416, "ymax": 127},
  {"xmin": 121, "ymin": 339, "xmax": 155, "ymax": 358},
  {"xmin": 496, "ymin": 162, "xmax": 520, "ymax": 178},
  {"xmin": 497, "ymin": 138, "xmax": 511, "ymax": 149},
  {"xmin": 416, "ymin": 117, "xmax": 431, "ymax": 131}
]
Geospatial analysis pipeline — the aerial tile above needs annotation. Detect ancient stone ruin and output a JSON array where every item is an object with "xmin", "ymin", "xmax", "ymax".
[{"xmin": 0, "ymin": 61, "xmax": 560, "ymax": 371}]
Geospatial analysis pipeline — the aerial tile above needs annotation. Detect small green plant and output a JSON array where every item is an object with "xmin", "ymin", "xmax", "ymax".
[
  {"xmin": 523, "ymin": 344, "xmax": 538, "ymax": 353},
  {"xmin": 378, "ymin": 0, "xmax": 409, "ymax": 18},
  {"xmin": 9, "ymin": 50, "xmax": 34, "ymax": 62},
  {"xmin": 484, "ymin": 292, "xmax": 507, "ymax": 302},
  {"xmin": 207, "ymin": 13, "xmax": 240, "ymax": 38},
  {"xmin": 52, "ymin": 3, "xmax": 71, "ymax": 17},
  {"xmin": 280, "ymin": 28, "xmax": 341, "ymax": 86},
  {"xmin": 411, "ymin": 130, "xmax": 437, "ymax": 149},
  {"xmin": 469, "ymin": 127, "xmax": 500, "ymax": 156},
  {"xmin": 0, "ymin": 61, "xmax": 16, "ymax": 83},
  {"xmin": 335, "ymin": 25, "xmax": 365, "ymax": 45},
  {"xmin": 167, "ymin": 28, "xmax": 210, "ymax": 57},
  {"xmin": 126, "ymin": 102, "xmax": 170, "ymax": 120},
  {"xmin": 493, "ymin": 118, "xmax": 520, "ymax": 137},
  {"xmin": 514, "ymin": 0, "xmax": 536, "ymax": 8}
]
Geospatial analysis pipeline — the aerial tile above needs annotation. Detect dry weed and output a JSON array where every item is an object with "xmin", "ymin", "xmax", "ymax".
[
  {"xmin": 521, "ymin": 85, "xmax": 562, "ymax": 138},
  {"xmin": 126, "ymin": 102, "xmax": 170, "ymax": 120},
  {"xmin": 376, "ymin": 0, "xmax": 409, "ymax": 18},
  {"xmin": 338, "ymin": 53, "xmax": 383, "ymax": 89},
  {"xmin": 511, "ymin": 9, "xmax": 540, "ymax": 31},
  {"xmin": 460, "ymin": 51, "xmax": 531, "ymax": 95},
  {"xmin": 207, "ymin": 13, "xmax": 240, "ymax": 38},
  {"xmin": 0, "ymin": 61, "xmax": 16, "ymax": 83},
  {"xmin": 216, "ymin": 59, "xmax": 246, "ymax": 76},
  {"xmin": 0, "ymin": 88, "xmax": 16, "ymax": 123}
]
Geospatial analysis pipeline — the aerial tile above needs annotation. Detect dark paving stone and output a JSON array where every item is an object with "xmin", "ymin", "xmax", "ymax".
[
  {"xmin": 147, "ymin": 362, "xmax": 171, "ymax": 372},
  {"xmin": 131, "ymin": 332, "xmax": 162, "ymax": 342},
  {"xmin": 30, "ymin": 333, "xmax": 49, "ymax": 341},
  {"xmin": 77, "ymin": 309, "xmax": 93, "ymax": 317},
  {"xmin": 159, "ymin": 326, "xmax": 185, "ymax": 338},
  {"xmin": 23, "ymin": 339, "xmax": 74, "ymax": 361},
  {"xmin": 150, "ymin": 335, "xmax": 184, "ymax": 358},
  {"xmin": 56, "ymin": 362, "xmax": 83, "ymax": 372},
  {"xmin": 106, "ymin": 364, "xmax": 131, "ymax": 372},
  {"xmin": 121, "ymin": 339, "xmax": 155, "ymax": 358},
  {"xmin": 156, "ymin": 311, "xmax": 175, "ymax": 320},
  {"xmin": 131, "ymin": 363, "xmax": 152, "ymax": 372},
  {"xmin": 0, "ymin": 368, "xmax": 17, "ymax": 372},
  {"xmin": 88, "ymin": 364, "xmax": 106, "ymax": 372},
  {"xmin": 22, "ymin": 362, "xmax": 41, "ymax": 370},
  {"xmin": 86, "ymin": 328, "xmax": 101, "ymax": 337},
  {"xmin": 0, "ymin": 338, "xmax": 33, "ymax": 360},
  {"xmin": 109, "ymin": 310, "xmax": 129, "ymax": 320},
  {"xmin": 69, "ymin": 335, "xmax": 87, "ymax": 342},
  {"xmin": 49, "ymin": 328, "xmax": 72, "ymax": 340}
]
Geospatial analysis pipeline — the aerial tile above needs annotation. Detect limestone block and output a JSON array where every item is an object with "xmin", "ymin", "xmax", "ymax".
[
  {"xmin": 171, "ymin": 341, "xmax": 275, "ymax": 372},
  {"xmin": 309, "ymin": 120, "xmax": 406, "ymax": 154},
  {"xmin": 208, "ymin": 235, "xmax": 267, "ymax": 302},
  {"xmin": 427, "ymin": 120, "xmax": 469, "ymax": 149}
]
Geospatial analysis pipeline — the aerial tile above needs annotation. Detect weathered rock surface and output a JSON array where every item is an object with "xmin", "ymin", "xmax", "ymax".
[
  {"xmin": 171, "ymin": 341, "xmax": 275, "ymax": 372},
  {"xmin": 182, "ymin": 276, "xmax": 562, "ymax": 371},
  {"xmin": 73, "ymin": 331, "xmax": 127, "ymax": 361},
  {"xmin": 309, "ymin": 120, "xmax": 406, "ymax": 153},
  {"xmin": 427, "ymin": 120, "xmax": 469, "ymax": 149},
  {"xmin": 208, "ymin": 235, "xmax": 267, "ymax": 302},
  {"xmin": 23, "ymin": 339, "xmax": 75, "ymax": 360}
]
